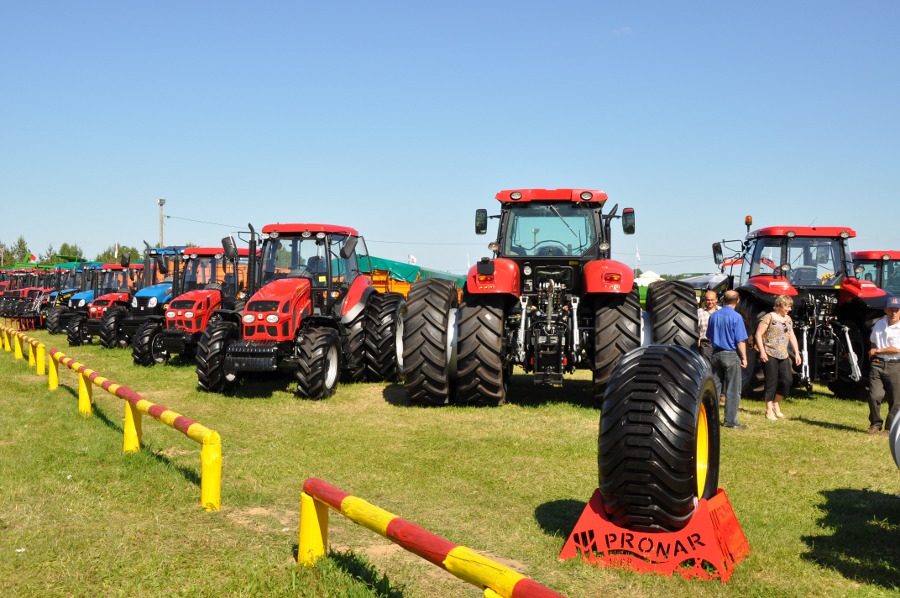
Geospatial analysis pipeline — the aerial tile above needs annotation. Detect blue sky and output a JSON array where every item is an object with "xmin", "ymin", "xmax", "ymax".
[{"xmin": 1, "ymin": 1, "xmax": 897, "ymax": 275}]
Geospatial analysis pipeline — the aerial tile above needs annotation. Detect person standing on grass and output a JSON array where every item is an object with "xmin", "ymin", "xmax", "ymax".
[
  {"xmin": 697, "ymin": 290, "xmax": 723, "ymax": 402},
  {"xmin": 754, "ymin": 295, "xmax": 801, "ymax": 421},
  {"xmin": 706, "ymin": 290, "xmax": 748, "ymax": 429},
  {"xmin": 866, "ymin": 294, "xmax": 900, "ymax": 435}
]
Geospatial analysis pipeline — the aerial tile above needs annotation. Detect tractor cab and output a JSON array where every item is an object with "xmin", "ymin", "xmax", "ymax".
[{"xmin": 852, "ymin": 251, "xmax": 900, "ymax": 295}]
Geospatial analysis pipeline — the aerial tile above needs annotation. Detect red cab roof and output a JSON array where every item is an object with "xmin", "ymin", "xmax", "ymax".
[
  {"xmin": 747, "ymin": 226, "xmax": 855, "ymax": 239},
  {"xmin": 261, "ymin": 223, "xmax": 359, "ymax": 236},
  {"xmin": 495, "ymin": 188, "xmax": 608, "ymax": 204},
  {"xmin": 852, "ymin": 251, "xmax": 900, "ymax": 261}
]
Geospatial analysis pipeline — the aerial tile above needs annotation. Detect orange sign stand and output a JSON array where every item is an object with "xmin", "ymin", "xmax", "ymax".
[{"xmin": 559, "ymin": 488, "xmax": 749, "ymax": 583}]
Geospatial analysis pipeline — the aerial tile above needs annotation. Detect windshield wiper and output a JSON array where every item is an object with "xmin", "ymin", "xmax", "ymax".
[{"xmin": 548, "ymin": 205, "xmax": 580, "ymax": 240}]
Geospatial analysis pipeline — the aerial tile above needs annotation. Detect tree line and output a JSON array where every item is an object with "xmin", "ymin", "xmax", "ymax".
[{"xmin": 0, "ymin": 235, "xmax": 144, "ymax": 267}]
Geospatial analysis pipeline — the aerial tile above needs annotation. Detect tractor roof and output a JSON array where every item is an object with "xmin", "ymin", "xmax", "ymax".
[
  {"xmin": 852, "ymin": 251, "xmax": 900, "ymax": 261},
  {"xmin": 181, "ymin": 246, "xmax": 250, "ymax": 257},
  {"xmin": 747, "ymin": 226, "xmax": 855, "ymax": 239},
  {"xmin": 495, "ymin": 188, "xmax": 608, "ymax": 204},
  {"xmin": 261, "ymin": 223, "xmax": 359, "ymax": 236}
]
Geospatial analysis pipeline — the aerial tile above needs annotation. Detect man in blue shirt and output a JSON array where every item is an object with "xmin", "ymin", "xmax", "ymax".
[{"xmin": 706, "ymin": 290, "xmax": 749, "ymax": 429}]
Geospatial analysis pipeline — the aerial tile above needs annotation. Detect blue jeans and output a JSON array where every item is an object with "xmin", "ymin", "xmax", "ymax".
[{"xmin": 712, "ymin": 350, "xmax": 741, "ymax": 426}]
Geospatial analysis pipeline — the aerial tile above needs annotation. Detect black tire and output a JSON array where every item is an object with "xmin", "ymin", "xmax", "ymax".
[
  {"xmin": 132, "ymin": 320, "xmax": 168, "ymax": 367},
  {"xmin": 196, "ymin": 320, "xmax": 239, "ymax": 392},
  {"xmin": 737, "ymin": 301, "xmax": 766, "ymax": 396},
  {"xmin": 646, "ymin": 280, "xmax": 698, "ymax": 347},
  {"xmin": 296, "ymin": 327, "xmax": 341, "ymax": 399},
  {"xmin": 599, "ymin": 345, "xmax": 721, "ymax": 533},
  {"xmin": 402, "ymin": 279, "xmax": 459, "ymax": 405},
  {"xmin": 66, "ymin": 314, "xmax": 90, "ymax": 346},
  {"xmin": 46, "ymin": 306, "xmax": 66, "ymax": 334},
  {"xmin": 99, "ymin": 306, "xmax": 128, "ymax": 349},
  {"xmin": 364, "ymin": 292, "xmax": 406, "ymax": 382},
  {"xmin": 456, "ymin": 303, "xmax": 507, "ymax": 406},
  {"xmin": 593, "ymin": 287, "xmax": 642, "ymax": 401},
  {"xmin": 340, "ymin": 303, "xmax": 368, "ymax": 383}
]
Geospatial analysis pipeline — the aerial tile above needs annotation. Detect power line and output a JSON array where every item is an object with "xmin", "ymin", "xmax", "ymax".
[{"xmin": 165, "ymin": 214, "xmax": 242, "ymax": 229}]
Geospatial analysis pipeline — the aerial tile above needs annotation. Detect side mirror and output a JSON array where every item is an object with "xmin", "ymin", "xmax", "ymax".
[
  {"xmin": 120, "ymin": 253, "xmax": 131, "ymax": 267},
  {"xmin": 340, "ymin": 236, "xmax": 358, "ymax": 259},
  {"xmin": 156, "ymin": 255, "xmax": 168, "ymax": 275},
  {"xmin": 621, "ymin": 208, "xmax": 635, "ymax": 234},
  {"xmin": 222, "ymin": 236, "xmax": 239, "ymax": 260},
  {"xmin": 475, "ymin": 209, "xmax": 488, "ymax": 235},
  {"xmin": 712, "ymin": 242, "xmax": 724, "ymax": 266}
]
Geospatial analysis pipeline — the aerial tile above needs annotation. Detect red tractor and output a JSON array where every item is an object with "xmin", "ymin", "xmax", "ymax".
[
  {"xmin": 852, "ymin": 251, "xmax": 900, "ymax": 295},
  {"xmin": 402, "ymin": 188, "xmax": 698, "ymax": 407},
  {"xmin": 132, "ymin": 240, "xmax": 255, "ymax": 366},
  {"xmin": 713, "ymin": 217, "xmax": 888, "ymax": 398},
  {"xmin": 195, "ymin": 223, "xmax": 405, "ymax": 398},
  {"xmin": 66, "ymin": 262, "xmax": 143, "ymax": 346}
]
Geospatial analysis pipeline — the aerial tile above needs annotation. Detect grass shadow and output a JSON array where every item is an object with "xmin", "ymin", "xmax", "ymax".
[
  {"xmin": 792, "ymin": 416, "xmax": 863, "ymax": 433},
  {"xmin": 223, "ymin": 374, "xmax": 292, "ymax": 399},
  {"xmin": 290, "ymin": 545, "xmax": 409, "ymax": 597},
  {"xmin": 801, "ymin": 488, "xmax": 900, "ymax": 590},
  {"xmin": 534, "ymin": 499, "xmax": 586, "ymax": 539},
  {"xmin": 92, "ymin": 404, "xmax": 201, "ymax": 487}
]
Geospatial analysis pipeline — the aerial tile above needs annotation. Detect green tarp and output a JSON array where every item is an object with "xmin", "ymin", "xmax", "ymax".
[{"xmin": 364, "ymin": 256, "xmax": 465, "ymax": 288}]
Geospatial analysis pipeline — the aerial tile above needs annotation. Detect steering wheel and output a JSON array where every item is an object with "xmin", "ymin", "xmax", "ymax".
[{"xmin": 533, "ymin": 240, "xmax": 568, "ymax": 256}]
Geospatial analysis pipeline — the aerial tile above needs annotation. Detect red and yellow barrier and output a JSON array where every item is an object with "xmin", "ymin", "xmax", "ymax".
[
  {"xmin": 0, "ymin": 325, "xmax": 222, "ymax": 511},
  {"xmin": 299, "ymin": 477, "xmax": 563, "ymax": 598}
]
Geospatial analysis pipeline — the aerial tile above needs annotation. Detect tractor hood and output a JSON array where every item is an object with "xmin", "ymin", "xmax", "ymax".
[
  {"xmin": 171, "ymin": 288, "xmax": 222, "ymax": 307},
  {"xmin": 745, "ymin": 276, "xmax": 798, "ymax": 297},
  {"xmin": 93, "ymin": 292, "xmax": 131, "ymax": 305},
  {"xmin": 135, "ymin": 282, "xmax": 173, "ymax": 302},
  {"xmin": 69, "ymin": 290, "xmax": 95, "ymax": 306},
  {"xmin": 249, "ymin": 277, "xmax": 311, "ymax": 306}
]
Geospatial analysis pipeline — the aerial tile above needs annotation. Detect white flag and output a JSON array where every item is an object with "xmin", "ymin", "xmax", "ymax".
[
  {"xmin": 408, "ymin": 254, "xmax": 417, "ymax": 265},
  {"xmin": 635, "ymin": 246, "xmax": 641, "ymax": 262}
]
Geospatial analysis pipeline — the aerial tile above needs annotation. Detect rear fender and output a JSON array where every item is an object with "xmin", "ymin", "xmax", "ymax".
[
  {"xmin": 465, "ymin": 258, "xmax": 520, "ymax": 296},
  {"xmin": 340, "ymin": 278, "xmax": 375, "ymax": 319},
  {"xmin": 745, "ymin": 276, "xmax": 798, "ymax": 297},
  {"xmin": 583, "ymin": 259, "xmax": 635, "ymax": 294}
]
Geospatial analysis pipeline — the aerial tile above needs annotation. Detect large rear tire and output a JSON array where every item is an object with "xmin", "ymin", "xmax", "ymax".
[
  {"xmin": 402, "ymin": 279, "xmax": 459, "ymax": 405},
  {"xmin": 66, "ymin": 314, "xmax": 90, "ymax": 346},
  {"xmin": 46, "ymin": 306, "xmax": 65, "ymax": 334},
  {"xmin": 593, "ymin": 287, "xmax": 642, "ymax": 401},
  {"xmin": 456, "ymin": 303, "xmax": 507, "ymax": 406},
  {"xmin": 364, "ymin": 292, "xmax": 406, "ymax": 382},
  {"xmin": 296, "ymin": 328, "xmax": 341, "ymax": 399},
  {"xmin": 132, "ymin": 320, "xmax": 168, "ymax": 367},
  {"xmin": 340, "ymin": 304, "xmax": 368, "ymax": 383},
  {"xmin": 599, "ymin": 345, "xmax": 720, "ymax": 533},
  {"xmin": 99, "ymin": 306, "xmax": 128, "ymax": 349},
  {"xmin": 646, "ymin": 280, "xmax": 698, "ymax": 347},
  {"xmin": 196, "ymin": 320, "xmax": 239, "ymax": 392}
]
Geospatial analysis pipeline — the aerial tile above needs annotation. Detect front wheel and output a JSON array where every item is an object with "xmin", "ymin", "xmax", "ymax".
[
  {"xmin": 599, "ymin": 345, "xmax": 720, "ymax": 533},
  {"xmin": 66, "ymin": 314, "xmax": 90, "ymax": 346},
  {"xmin": 99, "ymin": 306, "xmax": 128, "ymax": 349},
  {"xmin": 46, "ymin": 306, "xmax": 66, "ymax": 334},
  {"xmin": 132, "ymin": 320, "xmax": 168, "ymax": 367},
  {"xmin": 196, "ymin": 320, "xmax": 239, "ymax": 392},
  {"xmin": 296, "ymin": 328, "xmax": 341, "ymax": 399}
]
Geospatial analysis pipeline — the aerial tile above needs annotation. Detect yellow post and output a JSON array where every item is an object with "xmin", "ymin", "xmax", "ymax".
[
  {"xmin": 200, "ymin": 431, "xmax": 222, "ymax": 512},
  {"xmin": 123, "ymin": 402, "xmax": 142, "ymax": 453},
  {"xmin": 2, "ymin": 328, "xmax": 10, "ymax": 352},
  {"xmin": 28, "ymin": 340, "xmax": 36, "ymax": 367},
  {"xmin": 78, "ymin": 372, "xmax": 92, "ymax": 416},
  {"xmin": 36, "ymin": 344, "xmax": 46, "ymax": 376},
  {"xmin": 48, "ymin": 353, "xmax": 59, "ymax": 390},
  {"xmin": 298, "ymin": 491, "xmax": 329, "ymax": 566},
  {"xmin": 13, "ymin": 334, "xmax": 23, "ymax": 360}
]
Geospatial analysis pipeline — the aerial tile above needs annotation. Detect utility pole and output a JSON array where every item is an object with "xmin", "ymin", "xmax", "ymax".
[{"xmin": 157, "ymin": 198, "xmax": 166, "ymax": 247}]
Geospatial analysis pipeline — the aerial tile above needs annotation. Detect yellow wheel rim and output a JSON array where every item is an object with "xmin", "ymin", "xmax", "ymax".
[{"xmin": 696, "ymin": 402, "xmax": 709, "ymax": 496}]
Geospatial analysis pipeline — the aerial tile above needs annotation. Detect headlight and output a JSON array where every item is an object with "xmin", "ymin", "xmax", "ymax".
[
  {"xmin": 77, "ymin": 299, "xmax": 85, "ymax": 307},
  {"xmin": 131, "ymin": 297, "xmax": 138, "ymax": 308},
  {"xmin": 166, "ymin": 311, "xmax": 176, "ymax": 319},
  {"xmin": 242, "ymin": 314, "xmax": 255, "ymax": 324},
  {"xmin": 184, "ymin": 311, "xmax": 194, "ymax": 319},
  {"xmin": 147, "ymin": 297, "xmax": 158, "ymax": 308},
  {"xmin": 265, "ymin": 314, "xmax": 279, "ymax": 324}
]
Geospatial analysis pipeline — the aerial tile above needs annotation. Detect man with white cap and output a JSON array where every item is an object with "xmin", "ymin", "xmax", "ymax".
[{"xmin": 867, "ymin": 294, "xmax": 900, "ymax": 435}]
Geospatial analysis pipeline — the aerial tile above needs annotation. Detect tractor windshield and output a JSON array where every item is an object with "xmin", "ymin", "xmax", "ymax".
[
  {"xmin": 99, "ymin": 270, "xmax": 132, "ymax": 294},
  {"xmin": 181, "ymin": 254, "xmax": 226, "ymax": 292},
  {"xmin": 501, "ymin": 203, "xmax": 596, "ymax": 257},
  {"xmin": 260, "ymin": 234, "xmax": 357, "ymax": 287},
  {"xmin": 743, "ymin": 236, "xmax": 850, "ymax": 287}
]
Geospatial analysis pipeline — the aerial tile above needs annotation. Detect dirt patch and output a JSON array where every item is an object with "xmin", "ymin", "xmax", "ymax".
[{"xmin": 226, "ymin": 506, "xmax": 296, "ymax": 531}]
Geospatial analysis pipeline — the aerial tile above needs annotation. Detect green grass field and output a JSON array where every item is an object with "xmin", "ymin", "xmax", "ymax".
[{"xmin": 0, "ymin": 328, "xmax": 898, "ymax": 597}]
